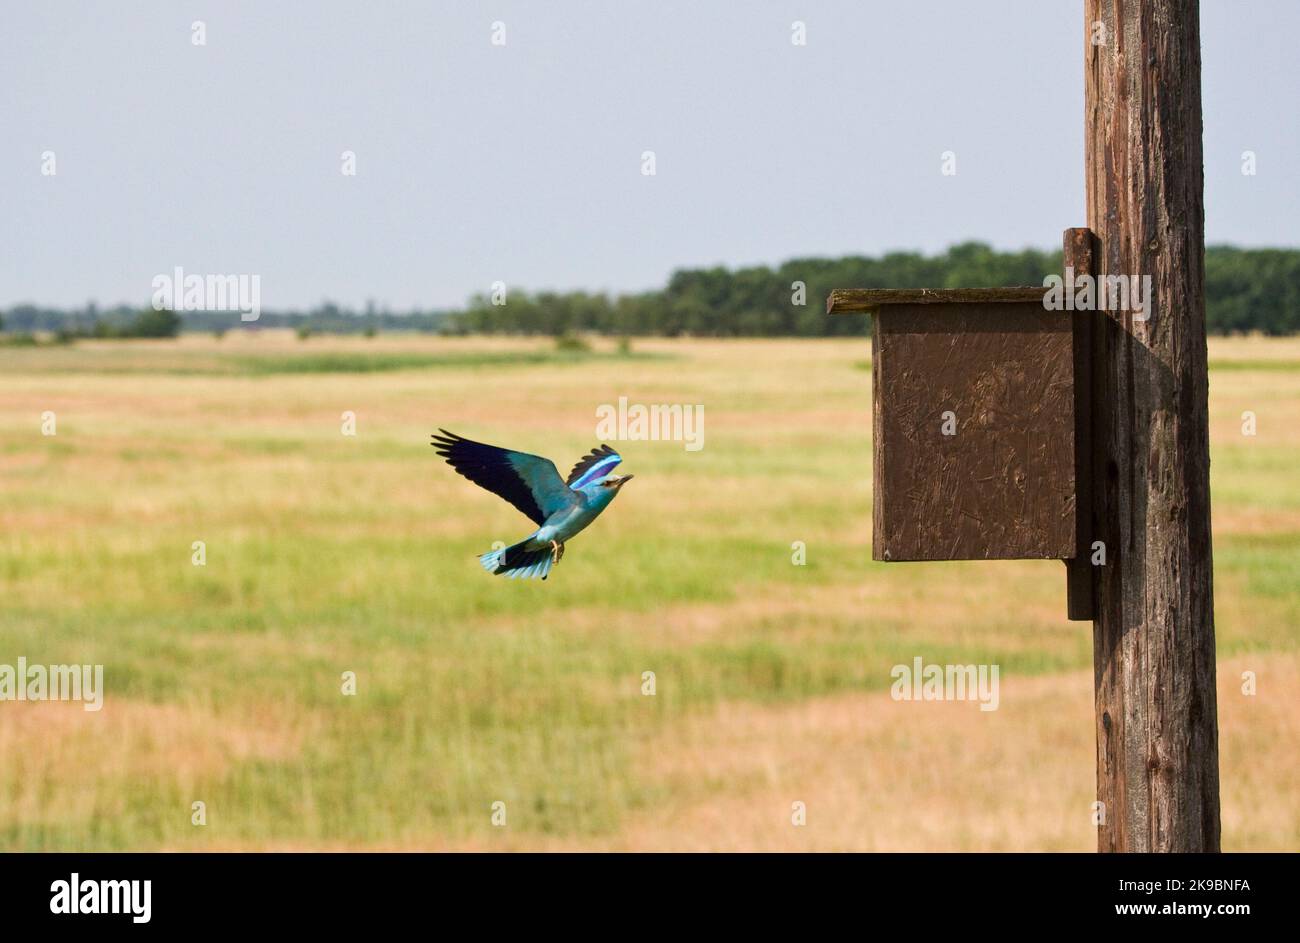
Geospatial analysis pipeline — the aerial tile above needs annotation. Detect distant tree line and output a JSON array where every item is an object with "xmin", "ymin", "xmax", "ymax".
[
  {"xmin": 0, "ymin": 305, "xmax": 182, "ymax": 343},
  {"xmin": 3, "ymin": 243, "xmax": 1296, "ymax": 338},
  {"xmin": 448, "ymin": 243, "xmax": 1300, "ymax": 337},
  {"xmin": 0, "ymin": 302, "xmax": 450, "ymax": 337}
]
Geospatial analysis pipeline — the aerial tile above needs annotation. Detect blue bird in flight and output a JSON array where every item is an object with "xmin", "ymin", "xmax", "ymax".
[{"xmin": 432, "ymin": 429, "xmax": 633, "ymax": 580}]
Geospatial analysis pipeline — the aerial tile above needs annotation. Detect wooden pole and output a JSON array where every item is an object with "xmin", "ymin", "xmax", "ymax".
[
  {"xmin": 1084, "ymin": 0, "xmax": 1220, "ymax": 851},
  {"xmin": 1064, "ymin": 228, "xmax": 1096, "ymax": 622}
]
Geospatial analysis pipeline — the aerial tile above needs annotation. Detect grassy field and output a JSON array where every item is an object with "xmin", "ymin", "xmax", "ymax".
[{"xmin": 0, "ymin": 331, "xmax": 1296, "ymax": 851}]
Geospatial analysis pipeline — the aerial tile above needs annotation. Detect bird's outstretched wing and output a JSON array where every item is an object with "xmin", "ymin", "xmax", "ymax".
[
  {"xmin": 566, "ymin": 444, "xmax": 622, "ymax": 487},
  {"xmin": 432, "ymin": 429, "xmax": 577, "ymax": 526}
]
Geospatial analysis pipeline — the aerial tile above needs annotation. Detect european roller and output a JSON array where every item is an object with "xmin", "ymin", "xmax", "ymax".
[{"xmin": 432, "ymin": 429, "xmax": 633, "ymax": 580}]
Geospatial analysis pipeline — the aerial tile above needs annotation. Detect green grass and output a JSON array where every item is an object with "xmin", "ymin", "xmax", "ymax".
[
  {"xmin": 1208, "ymin": 358, "xmax": 1300, "ymax": 372},
  {"xmin": 0, "ymin": 333, "xmax": 1296, "ymax": 850},
  {"xmin": 0, "ymin": 343, "xmax": 666, "ymax": 376},
  {"xmin": 232, "ymin": 348, "xmax": 670, "ymax": 375}
]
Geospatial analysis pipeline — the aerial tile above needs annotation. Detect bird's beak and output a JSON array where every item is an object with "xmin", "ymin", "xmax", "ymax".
[{"xmin": 614, "ymin": 474, "xmax": 634, "ymax": 488}]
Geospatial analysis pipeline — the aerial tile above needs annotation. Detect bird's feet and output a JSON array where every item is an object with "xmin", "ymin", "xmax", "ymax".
[{"xmin": 549, "ymin": 540, "xmax": 565, "ymax": 564}]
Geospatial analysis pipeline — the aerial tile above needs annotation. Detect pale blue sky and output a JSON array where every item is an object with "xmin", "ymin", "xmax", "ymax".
[{"xmin": 2, "ymin": 0, "xmax": 1296, "ymax": 310}]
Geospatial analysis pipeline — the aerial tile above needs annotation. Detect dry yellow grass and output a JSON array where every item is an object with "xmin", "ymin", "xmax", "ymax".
[
  {"xmin": 0, "ymin": 333, "xmax": 1295, "ymax": 850},
  {"xmin": 202, "ymin": 652, "xmax": 1297, "ymax": 852}
]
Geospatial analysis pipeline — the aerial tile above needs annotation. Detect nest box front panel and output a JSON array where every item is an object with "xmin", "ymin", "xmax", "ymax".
[{"xmin": 872, "ymin": 302, "xmax": 1076, "ymax": 561}]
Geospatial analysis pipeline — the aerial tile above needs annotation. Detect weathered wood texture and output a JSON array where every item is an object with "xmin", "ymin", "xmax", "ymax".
[
  {"xmin": 872, "ymin": 302, "xmax": 1076, "ymax": 560},
  {"xmin": 828, "ymin": 287, "xmax": 1045, "ymax": 314},
  {"xmin": 1064, "ymin": 228, "xmax": 1097, "ymax": 621},
  {"xmin": 1085, "ymin": 0, "xmax": 1220, "ymax": 852}
]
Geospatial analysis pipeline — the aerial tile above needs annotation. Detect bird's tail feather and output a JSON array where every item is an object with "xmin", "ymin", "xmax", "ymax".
[{"xmin": 478, "ymin": 539, "xmax": 554, "ymax": 580}]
